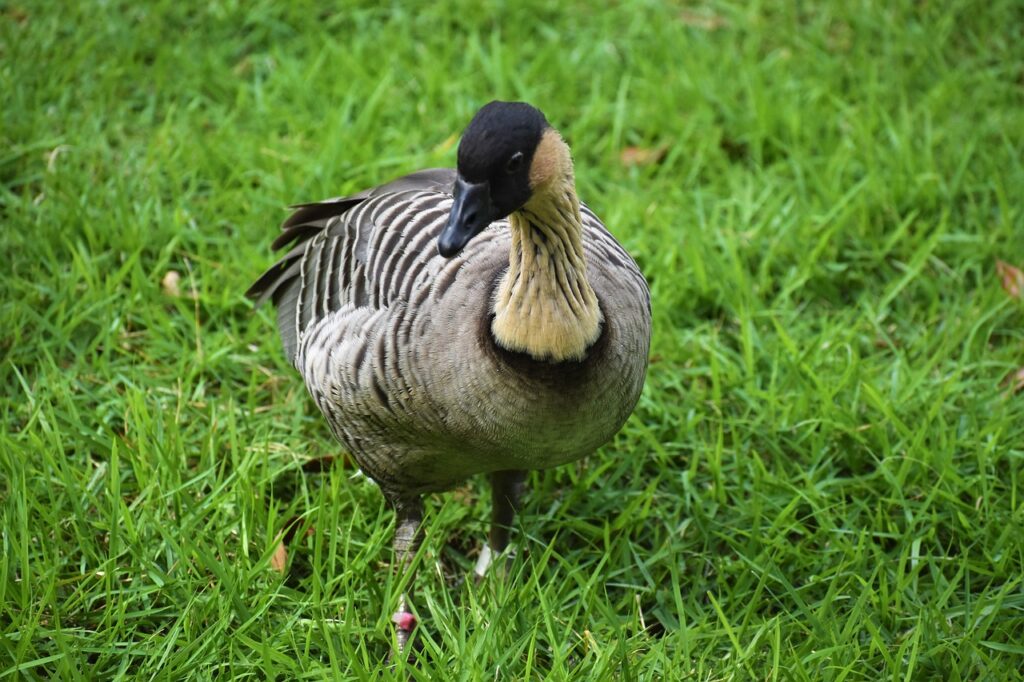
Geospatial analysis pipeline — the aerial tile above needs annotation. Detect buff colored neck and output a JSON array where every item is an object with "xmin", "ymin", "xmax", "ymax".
[{"xmin": 491, "ymin": 131, "xmax": 603, "ymax": 362}]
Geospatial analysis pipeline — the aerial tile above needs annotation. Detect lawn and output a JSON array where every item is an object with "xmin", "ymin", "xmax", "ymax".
[{"xmin": 3, "ymin": 0, "xmax": 1024, "ymax": 679}]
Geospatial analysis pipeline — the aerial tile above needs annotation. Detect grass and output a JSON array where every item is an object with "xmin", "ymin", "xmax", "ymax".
[{"xmin": 2, "ymin": 0, "xmax": 1024, "ymax": 678}]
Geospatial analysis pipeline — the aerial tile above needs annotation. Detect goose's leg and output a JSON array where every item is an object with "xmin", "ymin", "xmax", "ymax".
[
  {"xmin": 475, "ymin": 470, "xmax": 527, "ymax": 579},
  {"xmin": 390, "ymin": 497, "xmax": 423, "ymax": 655}
]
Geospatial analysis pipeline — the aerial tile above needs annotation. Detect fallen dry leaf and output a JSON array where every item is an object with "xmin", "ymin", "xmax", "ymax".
[
  {"xmin": 270, "ymin": 516, "xmax": 315, "ymax": 573},
  {"xmin": 620, "ymin": 145, "xmax": 668, "ymax": 168},
  {"xmin": 996, "ymin": 259, "xmax": 1023, "ymax": 299},
  {"xmin": 161, "ymin": 270, "xmax": 182, "ymax": 297},
  {"xmin": 269, "ymin": 539, "xmax": 287, "ymax": 573}
]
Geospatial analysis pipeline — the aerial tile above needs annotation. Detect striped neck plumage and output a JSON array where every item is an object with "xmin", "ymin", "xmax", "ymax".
[{"xmin": 492, "ymin": 168, "xmax": 603, "ymax": 363}]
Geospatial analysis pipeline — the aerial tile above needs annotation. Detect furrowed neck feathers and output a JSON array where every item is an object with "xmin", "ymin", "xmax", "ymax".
[{"xmin": 491, "ymin": 130, "xmax": 603, "ymax": 362}]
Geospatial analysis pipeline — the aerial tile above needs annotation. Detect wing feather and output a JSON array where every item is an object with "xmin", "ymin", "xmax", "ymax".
[{"xmin": 246, "ymin": 168, "xmax": 457, "ymax": 364}]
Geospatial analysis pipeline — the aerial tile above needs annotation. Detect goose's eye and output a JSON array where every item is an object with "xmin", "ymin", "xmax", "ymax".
[{"xmin": 506, "ymin": 152, "xmax": 524, "ymax": 174}]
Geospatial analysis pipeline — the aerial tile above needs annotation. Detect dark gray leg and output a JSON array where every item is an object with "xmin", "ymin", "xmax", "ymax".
[
  {"xmin": 390, "ymin": 497, "xmax": 423, "ymax": 655},
  {"xmin": 475, "ymin": 470, "xmax": 527, "ymax": 579}
]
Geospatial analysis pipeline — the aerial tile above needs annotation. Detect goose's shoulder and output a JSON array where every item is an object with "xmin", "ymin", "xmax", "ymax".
[{"xmin": 579, "ymin": 201, "xmax": 651, "ymax": 312}]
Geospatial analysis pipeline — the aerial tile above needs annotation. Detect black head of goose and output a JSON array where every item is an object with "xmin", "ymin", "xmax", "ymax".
[{"xmin": 247, "ymin": 100, "xmax": 651, "ymax": 655}]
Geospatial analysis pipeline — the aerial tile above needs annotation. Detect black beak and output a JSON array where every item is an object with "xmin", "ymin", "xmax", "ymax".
[{"xmin": 438, "ymin": 176, "xmax": 495, "ymax": 257}]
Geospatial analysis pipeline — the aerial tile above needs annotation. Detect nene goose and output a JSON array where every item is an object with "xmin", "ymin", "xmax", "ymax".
[{"xmin": 247, "ymin": 101, "xmax": 651, "ymax": 652}]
